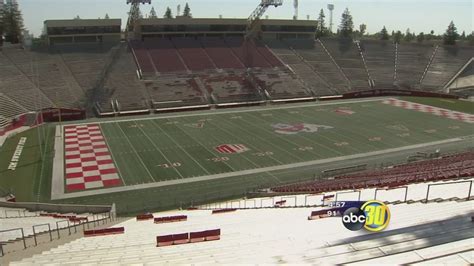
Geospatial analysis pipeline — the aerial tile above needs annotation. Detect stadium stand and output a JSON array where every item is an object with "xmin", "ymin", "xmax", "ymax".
[
  {"xmin": 320, "ymin": 38, "xmax": 370, "ymax": 89},
  {"xmin": 172, "ymin": 38, "xmax": 216, "ymax": 72},
  {"xmin": 359, "ymin": 40, "xmax": 396, "ymax": 88},
  {"xmin": 146, "ymin": 38, "xmax": 188, "ymax": 73},
  {"xmin": 266, "ymin": 40, "xmax": 336, "ymax": 96},
  {"xmin": 421, "ymin": 45, "xmax": 474, "ymax": 91},
  {"xmin": 285, "ymin": 39, "xmax": 352, "ymax": 94},
  {"xmin": 145, "ymin": 75, "xmax": 208, "ymax": 110},
  {"xmin": 0, "ymin": 206, "xmax": 94, "ymax": 243},
  {"xmin": 129, "ymin": 40, "xmax": 156, "ymax": 75},
  {"xmin": 395, "ymin": 43, "xmax": 435, "ymax": 89},
  {"xmin": 200, "ymin": 37, "xmax": 246, "ymax": 70},
  {"xmin": 271, "ymin": 151, "xmax": 474, "ymax": 193},
  {"xmin": 100, "ymin": 44, "xmax": 150, "ymax": 114},
  {"xmin": 202, "ymin": 72, "xmax": 262, "ymax": 104},
  {"xmin": 225, "ymin": 37, "xmax": 272, "ymax": 68},
  {"xmin": 0, "ymin": 50, "xmax": 54, "ymax": 112},
  {"xmin": 252, "ymin": 68, "xmax": 312, "ymax": 100},
  {"xmin": 10, "ymin": 197, "xmax": 472, "ymax": 264},
  {"xmin": 0, "ymin": 94, "xmax": 28, "ymax": 123}
]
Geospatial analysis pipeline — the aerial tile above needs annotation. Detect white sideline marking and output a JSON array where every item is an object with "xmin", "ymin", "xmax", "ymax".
[
  {"xmin": 61, "ymin": 98, "xmax": 390, "ymax": 126},
  {"xmin": 51, "ymin": 125, "xmax": 65, "ymax": 197},
  {"xmin": 50, "ymin": 136, "xmax": 471, "ymax": 200}
]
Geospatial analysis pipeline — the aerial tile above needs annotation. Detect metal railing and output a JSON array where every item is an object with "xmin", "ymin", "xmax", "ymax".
[{"xmin": 0, "ymin": 212, "xmax": 113, "ymax": 257}]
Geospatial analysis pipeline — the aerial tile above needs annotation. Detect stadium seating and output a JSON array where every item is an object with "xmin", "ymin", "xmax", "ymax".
[
  {"xmin": 200, "ymin": 37, "xmax": 246, "ymax": 69},
  {"xmin": 172, "ymin": 38, "xmax": 216, "ymax": 71},
  {"xmin": 421, "ymin": 45, "xmax": 474, "ymax": 90},
  {"xmin": 10, "ymin": 199, "xmax": 472, "ymax": 264},
  {"xmin": 286, "ymin": 39, "xmax": 352, "ymax": 93},
  {"xmin": 146, "ymin": 76, "xmax": 208, "ymax": 110},
  {"xmin": 0, "ymin": 51, "xmax": 54, "ymax": 113},
  {"xmin": 146, "ymin": 39, "xmax": 188, "ymax": 73},
  {"xmin": 225, "ymin": 37, "xmax": 272, "ymax": 68},
  {"xmin": 396, "ymin": 43, "xmax": 435, "ymax": 89},
  {"xmin": 129, "ymin": 40, "xmax": 156, "ymax": 74},
  {"xmin": 266, "ymin": 40, "xmax": 336, "ymax": 96},
  {"xmin": 252, "ymin": 68, "xmax": 312, "ymax": 100},
  {"xmin": 320, "ymin": 38, "xmax": 370, "ymax": 89},
  {"xmin": 359, "ymin": 39, "xmax": 396, "ymax": 88},
  {"xmin": 100, "ymin": 45, "xmax": 150, "ymax": 114},
  {"xmin": 202, "ymin": 72, "xmax": 263, "ymax": 104},
  {"xmin": 0, "ymin": 207, "xmax": 94, "ymax": 243},
  {"xmin": 271, "ymin": 151, "xmax": 474, "ymax": 193}
]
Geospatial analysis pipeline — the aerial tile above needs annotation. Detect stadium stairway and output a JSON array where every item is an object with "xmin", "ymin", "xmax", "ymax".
[
  {"xmin": 9, "ymin": 199, "xmax": 473, "ymax": 265},
  {"xmin": 359, "ymin": 40, "xmax": 396, "ymax": 88}
]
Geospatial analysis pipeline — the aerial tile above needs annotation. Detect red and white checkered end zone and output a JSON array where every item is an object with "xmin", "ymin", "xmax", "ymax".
[
  {"xmin": 64, "ymin": 124, "xmax": 122, "ymax": 192},
  {"xmin": 383, "ymin": 99, "xmax": 474, "ymax": 123}
]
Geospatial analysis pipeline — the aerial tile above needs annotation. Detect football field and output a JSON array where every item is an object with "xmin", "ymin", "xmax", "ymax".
[{"xmin": 55, "ymin": 97, "xmax": 474, "ymax": 199}]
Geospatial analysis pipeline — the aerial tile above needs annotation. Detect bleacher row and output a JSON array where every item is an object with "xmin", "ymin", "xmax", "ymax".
[
  {"xmin": 272, "ymin": 151, "xmax": 474, "ymax": 193},
  {"xmin": 130, "ymin": 37, "xmax": 283, "ymax": 75},
  {"xmin": 11, "ymin": 197, "xmax": 473, "ymax": 264},
  {"xmin": 0, "ymin": 39, "xmax": 472, "ymax": 120}
]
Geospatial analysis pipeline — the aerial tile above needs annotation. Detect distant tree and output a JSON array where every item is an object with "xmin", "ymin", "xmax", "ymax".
[
  {"xmin": 164, "ymin": 7, "xmax": 173, "ymax": 19},
  {"xmin": 416, "ymin": 32, "xmax": 425, "ymax": 43},
  {"xmin": 183, "ymin": 3, "xmax": 192, "ymax": 18},
  {"xmin": 443, "ymin": 21, "xmax": 458, "ymax": 45},
  {"xmin": 0, "ymin": 7, "xmax": 4, "ymax": 46},
  {"xmin": 149, "ymin": 7, "xmax": 158, "ymax": 18},
  {"xmin": 74, "ymin": 15, "xmax": 80, "ymax": 19},
  {"xmin": 467, "ymin": 33, "xmax": 474, "ymax": 46},
  {"xmin": 393, "ymin": 30, "xmax": 403, "ymax": 44},
  {"xmin": 380, "ymin": 26, "xmax": 389, "ymax": 40},
  {"xmin": 315, "ymin": 9, "xmax": 328, "ymax": 38},
  {"xmin": 359, "ymin": 23, "xmax": 367, "ymax": 37},
  {"xmin": 105, "ymin": 13, "xmax": 110, "ymax": 19},
  {"xmin": 460, "ymin": 30, "xmax": 466, "ymax": 40},
  {"xmin": 404, "ymin": 28, "xmax": 414, "ymax": 42},
  {"xmin": 338, "ymin": 8, "xmax": 354, "ymax": 38},
  {"xmin": 3, "ymin": 0, "xmax": 24, "ymax": 43}
]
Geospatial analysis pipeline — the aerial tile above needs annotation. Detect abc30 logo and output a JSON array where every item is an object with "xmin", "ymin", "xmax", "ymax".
[{"xmin": 342, "ymin": 200, "xmax": 390, "ymax": 232}]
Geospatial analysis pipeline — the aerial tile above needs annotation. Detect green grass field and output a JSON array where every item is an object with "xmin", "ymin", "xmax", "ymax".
[
  {"xmin": 100, "ymin": 99, "xmax": 473, "ymax": 187},
  {"xmin": 1, "ymin": 97, "xmax": 473, "ymax": 214}
]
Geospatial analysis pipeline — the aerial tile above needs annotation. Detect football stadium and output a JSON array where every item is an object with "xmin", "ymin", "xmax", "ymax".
[{"xmin": 0, "ymin": 0, "xmax": 473, "ymax": 264}]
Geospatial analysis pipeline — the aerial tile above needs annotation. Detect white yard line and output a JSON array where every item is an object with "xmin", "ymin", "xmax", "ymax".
[
  {"xmin": 135, "ymin": 120, "xmax": 185, "ymax": 179},
  {"xmin": 50, "ymin": 136, "xmax": 472, "ymax": 200},
  {"xmin": 115, "ymin": 122, "xmax": 155, "ymax": 182},
  {"xmin": 151, "ymin": 119, "xmax": 211, "ymax": 175}
]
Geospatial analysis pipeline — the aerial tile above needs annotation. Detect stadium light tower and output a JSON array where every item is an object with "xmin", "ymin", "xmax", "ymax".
[
  {"xmin": 245, "ymin": 0, "xmax": 283, "ymax": 40},
  {"xmin": 293, "ymin": 0, "xmax": 298, "ymax": 20},
  {"xmin": 327, "ymin": 4, "xmax": 334, "ymax": 33},
  {"xmin": 126, "ymin": 0, "xmax": 151, "ymax": 37}
]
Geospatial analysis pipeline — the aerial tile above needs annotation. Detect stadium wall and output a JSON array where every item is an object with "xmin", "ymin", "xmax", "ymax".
[{"xmin": 340, "ymin": 89, "xmax": 459, "ymax": 99}]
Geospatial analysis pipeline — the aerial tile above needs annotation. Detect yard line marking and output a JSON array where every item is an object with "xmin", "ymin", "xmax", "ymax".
[
  {"xmin": 51, "ymin": 136, "xmax": 472, "ymax": 200},
  {"xmin": 100, "ymin": 124, "xmax": 127, "ymax": 186},
  {"xmin": 135, "ymin": 120, "xmax": 185, "ymax": 179},
  {"xmin": 247, "ymin": 111, "xmax": 347, "ymax": 157},
  {"xmin": 174, "ymin": 117, "xmax": 241, "ymax": 172},
  {"xmin": 206, "ymin": 116, "xmax": 286, "ymax": 164},
  {"xmin": 115, "ymin": 122, "xmax": 155, "ymax": 182},
  {"xmin": 151, "ymin": 119, "xmax": 211, "ymax": 175}
]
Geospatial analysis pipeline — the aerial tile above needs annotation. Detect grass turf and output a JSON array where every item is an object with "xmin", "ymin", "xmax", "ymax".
[
  {"xmin": 1, "ymin": 97, "xmax": 473, "ymax": 214},
  {"xmin": 99, "ymin": 99, "xmax": 473, "ymax": 187}
]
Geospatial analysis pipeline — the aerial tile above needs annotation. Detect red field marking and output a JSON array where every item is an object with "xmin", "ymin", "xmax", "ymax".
[
  {"xmin": 64, "ymin": 124, "xmax": 122, "ymax": 192},
  {"xmin": 383, "ymin": 99, "xmax": 474, "ymax": 123}
]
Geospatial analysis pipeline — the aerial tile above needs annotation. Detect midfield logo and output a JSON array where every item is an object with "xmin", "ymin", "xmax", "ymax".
[{"xmin": 272, "ymin": 123, "xmax": 333, "ymax": 135}]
